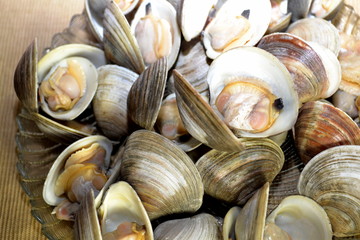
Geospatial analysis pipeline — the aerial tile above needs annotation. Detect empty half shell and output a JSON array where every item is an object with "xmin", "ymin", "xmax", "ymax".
[{"xmin": 264, "ymin": 195, "xmax": 333, "ymax": 240}]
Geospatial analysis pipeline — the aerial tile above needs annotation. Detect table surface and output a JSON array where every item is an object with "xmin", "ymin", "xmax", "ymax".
[{"xmin": 1, "ymin": 0, "xmax": 359, "ymax": 239}]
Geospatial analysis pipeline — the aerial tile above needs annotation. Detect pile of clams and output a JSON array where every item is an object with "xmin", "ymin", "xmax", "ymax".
[{"xmin": 14, "ymin": 0, "xmax": 360, "ymax": 239}]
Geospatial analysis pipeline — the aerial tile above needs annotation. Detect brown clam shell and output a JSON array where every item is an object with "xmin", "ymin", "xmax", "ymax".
[
  {"xmin": 294, "ymin": 100, "xmax": 360, "ymax": 164},
  {"xmin": 257, "ymin": 32, "xmax": 328, "ymax": 103}
]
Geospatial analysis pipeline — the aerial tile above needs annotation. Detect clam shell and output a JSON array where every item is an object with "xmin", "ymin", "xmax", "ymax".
[
  {"xmin": 14, "ymin": 39, "xmax": 38, "ymax": 113},
  {"xmin": 130, "ymin": 0, "xmax": 181, "ymax": 70},
  {"xmin": 74, "ymin": 190, "xmax": 102, "ymax": 240},
  {"xmin": 103, "ymin": 1, "xmax": 145, "ymax": 74},
  {"xmin": 98, "ymin": 181, "xmax": 154, "ymax": 240},
  {"xmin": 294, "ymin": 100, "xmax": 360, "ymax": 164},
  {"xmin": 196, "ymin": 138, "xmax": 284, "ymax": 205},
  {"xmin": 207, "ymin": 46, "xmax": 299, "ymax": 138},
  {"xmin": 310, "ymin": 0, "xmax": 344, "ymax": 20},
  {"xmin": 154, "ymin": 213, "xmax": 222, "ymax": 240},
  {"xmin": 173, "ymin": 70, "xmax": 245, "ymax": 152},
  {"xmin": 128, "ymin": 57, "xmax": 167, "ymax": 130},
  {"xmin": 298, "ymin": 145, "xmax": 360, "ymax": 237},
  {"xmin": 93, "ymin": 64, "xmax": 138, "ymax": 140},
  {"xmin": 287, "ymin": 0, "xmax": 312, "ymax": 21},
  {"xmin": 235, "ymin": 182, "xmax": 269, "ymax": 240},
  {"xmin": 265, "ymin": 195, "xmax": 333, "ymax": 240},
  {"xmin": 120, "ymin": 130, "xmax": 204, "ymax": 220},
  {"xmin": 222, "ymin": 206, "xmax": 241, "ymax": 240},
  {"xmin": 258, "ymin": 33, "xmax": 328, "ymax": 103},
  {"xmin": 37, "ymin": 43, "xmax": 107, "ymax": 121},
  {"xmin": 286, "ymin": 18, "xmax": 341, "ymax": 56},
  {"xmin": 332, "ymin": 89, "xmax": 359, "ymax": 118},
  {"xmin": 43, "ymin": 135, "xmax": 112, "ymax": 206}
]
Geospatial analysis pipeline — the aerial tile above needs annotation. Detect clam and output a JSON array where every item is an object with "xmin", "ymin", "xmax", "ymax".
[
  {"xmin": 103, "ymin": 1, "xmax": 145, "ymax": 74},
  {"xmin": 298, "ymin": 145, "xmax": 360, "ymax": 237},
  {"xmin": 264, "ymin": 195, "xmax": 333, "ymax": 240},
  {"xmin": 294, "ymin": 100, "xmax": 360, "ymax": 164},
  {"xmin": 92, "ymin": 64, "xmax": 138, "ymax": 141},
  {"xmin": 98, "ymin": 181, "xmax": 153, "ymax": 240},
  {"xmin": 223, "ymin": 182, "xmax": 270, "ymax": 240},
  {"xmin": 127, "ymin": 57, "xmax": 167, "ymax": 130},
  {"xmin": 206, "ymin": 47, "xmax": 299, "ymax": 138},
  {"xmin": 331, "ymin": 89, "xmax": 359, "ymax": 118},
  {"xmin": 43, "ymin": 135, "xmax": 113, "ymax": 220},
  {"xmin": 267, "ymin": 0, "xmax": 291, "ymax": 34},
  {"xmin": 202, "ymin": 0, "xmax": 272, "ymax": 59},
  {"xmin": 155, "ymin": 93, "xmax": 202, "ymax": 152},
  {"xmin": 286, "ymin": 17, "xmax": 341, "ymax": 56},
  {"xmin": 14, "ymin": 40, "xmax": 107, "ymax": 144},
  {"xmin": 75, "ymin": 181, "xmax": 154, "ymax": 240},
  {"xmin": 154, "ymin": 213, "xmax": 222, "ymax": 240},
  {"xmin": 85, "ymin": 0, "xmax": 140, "ymax": 42},
  {"xmin": 120, "ymin": 130, "xmax": 204, "ymax": 220},
  {"xmin": 195, "ymin": 138, "xmax": 284, "ymax": 205},
  {"xmin": 177, "ymin": 0, "xmax": 216, "ymax": 42},
  {"xmin": 310, "ymin": 0, "xmax": 344, "ymax": 20},
  {"xmin": 130, "ymin": 0, "xmax": 181, "ymax": 70},
  {"xmin": 287, "ymin": 0, "xmax": 312, "ymax": 21},
  {"xmin": 258, "ymin": 32, "xmax": 340, "ymax": 103}
]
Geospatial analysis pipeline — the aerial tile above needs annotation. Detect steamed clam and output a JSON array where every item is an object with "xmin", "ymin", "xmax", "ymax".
[
  {"xmin": 206, "ymin": 46, "xmax": 299, "ymax": 138},
  {"xmin": 202, "ymin": 0, "xmax": 272, "ymax": 59},
  {"xmin": 43, "ymin": 135, "xmax": 112, "ymax": 220},
  {"xmin": 130, "ymin": 0, "xmax": 181, "ymax": 70}
]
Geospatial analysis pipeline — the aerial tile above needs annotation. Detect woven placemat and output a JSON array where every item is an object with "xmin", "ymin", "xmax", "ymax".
[{"xmin": 0, "ymin": 1, "xmax": 84, "ymax": 239}]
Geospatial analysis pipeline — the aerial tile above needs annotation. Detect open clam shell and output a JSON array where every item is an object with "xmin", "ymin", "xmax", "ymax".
[
  {"xmin": 298, "ymin": 145, "xmax": 360, "ymax": 237},
  {"xmin": 120, "ymin": 130, "xmax": 204, "ymax": 220},
  {"xmin": 294, "ymin": 100, "xmax": 360, "ymax": 164},
  {"xmin": 173, "ymin": 70, "xmax": 245, "ymax": 152},
  {"xmin": 130, "ymin": 0, "xmax": 181, "ymax": 70},
  {"xmin": 202, "ymin": 0, "xmax": 272, "ymax": 59},
  {"xmin": 267, "ymin": 0, "xmax": 292, "ymax": 34},
  {"xmin": 207, "ymin": 46, "xmax": 299, "ymax": 138},
  {"xmin": 43, "ymin": 135, "xmax": 112, "ymax": 206},
  {"xmin": 154, "ymin": 213, "xmax": 222, "ymax": 240},
  {"xmin": 177, "ymin": 0, "xmax": 216, "ymax": 42},
  {"xmin": 85, "ymin": 0, "xmax": 140, "ymax": 42},
  {"xmin": 265, "ymin": 195, "xmax": 333, "ymax": 240},
  {"xmin": 195, "ymin": 138, "xmax": 284, "ymax": 205},
  {"xmin": 310, "ymin": 0, "xmax": 344, "ymax": 20},
  {"xmin": 37, "ymin": 43, "xmax": 107, "ymax": 121},
  {"xmin": 99, "ymin": 181, "xmax": 154, "ymax": 240},
  {"xmin": 222, "ymin": 182, "xmax": 269, "ymax": 240},
  {"xmin": 103, "ymin": 1, "xmax": 145, "ymax": 74}
]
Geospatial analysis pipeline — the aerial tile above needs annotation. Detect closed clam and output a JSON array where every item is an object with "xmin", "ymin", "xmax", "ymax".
[
  {"xmin": 120, "ymin": 130, "xmax": 204, "ymax": 220},
  {"xmin": 298, "ymin": 145, "xmax": 360, "ymax": 237},
  {"xmin": 195, "ymin": 138, "xmax": 284, "ymax": 205},
  {"xmin": 258, "ymin": 33, "xmax": 338, "ymax": 103},
  {"xmin": 154, "ymin": 213, "xmax": 222, "ymax": 240},
  {"xmin": 92, "ymin": 64, "xmax": 138, "ymax": 141},
  {"xmin": 294, "ymin": 100, "xmax": 360, "ymax": 164}
]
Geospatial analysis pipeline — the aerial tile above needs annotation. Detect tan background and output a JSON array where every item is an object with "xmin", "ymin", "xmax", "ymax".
[
  {"xmin": 0, "ymin": 0, "xmax": 84, "ymax": 239},
  {"xmin": 1, "ymin": 0, "xmax": 360, "ymax": 239}
]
